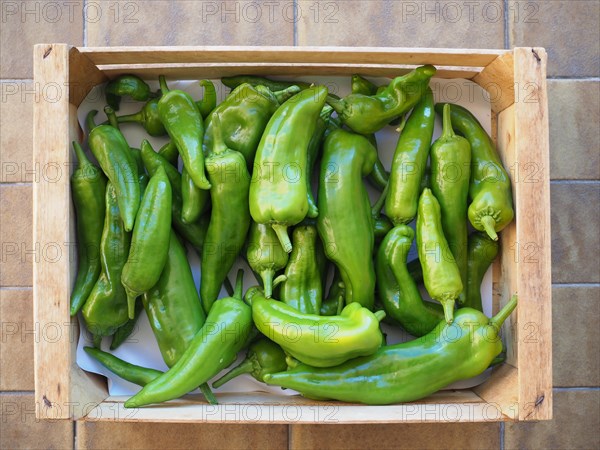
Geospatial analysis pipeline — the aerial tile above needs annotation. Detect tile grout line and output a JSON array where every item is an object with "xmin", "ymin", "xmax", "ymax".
[
  {"xmin": 0, "ymin": 390, "xmax": 35, "ymax": 395},
  {"xmin": 547, "ymin": 76, "xmax": 600, "ymax": 81},
  {"xmin": 552, "ymin": 282, "xmax": 600, "ymax": 287},
  {"xmin": 83, "ymin": 0, "xmax": 87, "ymax": 47},
  {"xmin": 503, "ymin": 0, "xmax": 509, "ymax": 49},
  {"xmin": 0, "ymin": 286, "xmax": 34, "ymax": 290},
  {"xmin": 73, "ymin": 420, "xmax": 78, "ymax": 450},
  {"xmin": 554, "ymin": 387, "xmax": 600, "ymax": 391},
  {"xmin": 500, "ymin": 422, "xmax": 505, "ymax": 450},
  {"xmin": 292, "ymin": 0, "xmax": 298, "ymax": 46},
  {"xmin": 550, "ymin": 180, "xmax": 600, "ymax": 184},
  {"xmin": 0, "ymin": 79, "xmax": 34, "ymax": 83},
  {"xmin": 288, "ymin": 423, "xmax": 292, "ymax": 450}
]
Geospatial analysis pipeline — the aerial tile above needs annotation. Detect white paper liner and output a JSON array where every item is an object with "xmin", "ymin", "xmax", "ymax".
[{"xmin": 75, "ymin": 75, "xmax": 495, "ymax": 397}]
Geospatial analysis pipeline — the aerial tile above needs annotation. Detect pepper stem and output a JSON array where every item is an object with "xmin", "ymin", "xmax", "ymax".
[
  {"xmin": 86, "ymin": 110, "xmax": 98, "ymax": 133},
  {"xmin": 261, "ymin": 270, "xmax": 275, "ymax": 298},
  {"xmin": 272, "ymin": 275, "xmax": 287, "ymax": 289},
  {"xmin": 371, "ymin": 182, "xmax": 389, "ymax": 218},
  {"xmin": 441, "ymin": 299, "xmax": 455, "ymax": 324},
  {"xmin": 212, "ymin": 359, "xmax": 254, "ymax": 388},
  {"xmin": 273, "ymin": 85, "xmax": 301, "ymax": 104},
  {"xmin": 325, "ymin": 97, "xmax": 345, "ymax": 115},
  {"xmin": 271, "ymin": 223, "xmax": 292, "ymax": 253},
  {"xmin": 199, "ymin": 383, "xmax": 218, "ymax": 405},
  {"xmin": 158, "ymin": 75, "xmax": 170, "ymax": 95},
  {"xmin": 490, "ymin": 294, "xmax": 518, "ymax": 330},
  {"xmin": 374, "ymin": 310, "xmax": 386, "ymax": 322},
  {"xmin": 116, "ymin": 110, "xmax": 143, "ymax": 125},
  {"xmin": 480, "ymin": 215, "xmax": 499, "ymax": 241},
  {"xmin": 103, "ymin": 106, "xmax": 120, "ymax": 130},
  {"xmin": 233, "ymin": 269, "xmax": 244, "ymax": 300},
  {"xmin": 126, "ymin": 290, "xmax": 138, "ymax": 320},
  {"xmin": 72, "ymin": 141, "xmax": 91, "ymax": 168},
  {"xmin": 92, "ymin": 334, "xmax": 102, "ymax": 349},
  {"xmin": 336, "ymin": 294, "xmax": 344, "ymax": 315},
  {"xmin": 441, "ymin": 103, "xmax": 456, "ymax": 139}
]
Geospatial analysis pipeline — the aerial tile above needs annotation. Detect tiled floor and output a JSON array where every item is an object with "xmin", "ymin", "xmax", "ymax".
[{"xmin": 1, "ymin": 1, "xmax": 599, "ymax": 448}]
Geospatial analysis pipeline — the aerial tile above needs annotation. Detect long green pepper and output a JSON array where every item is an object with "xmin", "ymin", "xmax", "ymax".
[
  {"xmin": 465, "ymin": 232, "xmax": 499, "ymax": 311},
  {"xmin": 246, "ymin": 221, "xmax": 288, "ymax": 298},
  {"xmin": 430, "ymin": 104, "xmax": 471, "ymax": 305},
  {"xmin": 69, "ymin": 141, "xmax": 107, "ymax": 316}
]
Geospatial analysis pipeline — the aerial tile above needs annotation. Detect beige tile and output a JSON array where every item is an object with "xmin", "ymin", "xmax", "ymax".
[
  {"xmin": 0, "ymin": 1, "xmax": 83, "ymax": 78},
  {"xmin": 297, "ymin": 0, "xmax": 504, "ymax": 48},
  {"xmin": 87, "ymin": 1, "xmax": 293, "ymax": 46},
  {"xmin": 505, "ymin": 389, "xmax": 600, "ymax": 449},
  {"xmin": 0, "ymin": 185, "xmax": 33, "ymax": 286},
  {"xmin": 509, "ymin": 0, "xmax": 600, "ymax": 77},
  {"xmin": 0, "ymin": 393, "xmax": 74, "ymax": 449},
  {"xmin": 76, "ymin": 421, "xmax": 287, "ymax": 449},
  {"xmin": 548, "ymin": 80, "xmax": 600, "ymax": 180},
  {"xmin": 291, "ymin": 423, "xmax": 499, "ymax": 449},
  {"xmin": 553, "ymin": 286, "xmax": 600, "ymax": 387},
  {"xmin": 1, "ymin": 82, "xmax": 33, "ymax": 183},
  {"xmin": 551, "ymin": 183, "xmax": 600, "ymax": 283},
  {"xmin": 0, "ymin": 289, "xmax": 34, "ymax": 390}
]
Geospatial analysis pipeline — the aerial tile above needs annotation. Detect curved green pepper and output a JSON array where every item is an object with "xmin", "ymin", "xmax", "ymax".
[
  {"xmin": 158, "ymin": 75, "xmax": 211, "ymax": 190},
  {"xmin": 304, "ymin": 105, "xmax": 333, "ymax": 218},
  {"xmin": 431, "ymin": 104, "xmax": 471, "ymax": 305},
  {"xmin": 121, "ymin": 165, "xmax": 172, "ymax": 318},
  {"xmin": 280, "ymin": 225, "xmax": 323, "ymax": 315},
  {"xmin": 196, "ymin": 80, "xmax": 217, "ymax": 118},
  {"xmin": 140, "ymin": 140, "xmax": 209, "ymax": 254},
  {"xmin": 82, "ymin": 182, "xmax": 130, "ymax": 344},
  {"xmin": 247, "ymin": 287, "xmax": 385, "ymax": 367},
  {"xmin": 366, "ymin": 134, "xmax": 390, "ymax": 192},
  {"xmin": 246, "ymin": 221, "xmax": 288, "ymax": 298},
  {"xmin": 371, "ymin": 184, "xmax": 394, "ymax": 244},
  {"xmin": 181, "ymin": 166, "xmax": 209, "ymax": 224},
  {"xmin": 124, "ymin": 270, "xmax": 252, "ymax": 408},
  {"xmin": 435, "ymin": 103, "xmax": 514, "ymax": 240},
  {"xmin": 158, "ymin": 141, "xmax": 179, "ymax": 166},
  {"xmin": 317, "ymin": 128, "xmax": 377, "ymax": 309},
  {"xmin": 110, "ymin": 301, "xmax": 142, "ymax": 350},
  {"xmin": 264, "ymin": 295, "xmax": 518, "ymax": 405},
  {"xmin": 376, "ymin": 225, "xmax": 444, "ymax": 337},
  {"xmin": 200, "ymin": 113, "xmax": 252, "ymax": 312},
  {"xmin": 465, "ymin": 232, "xmax": 499, "ymax": 311},
  {"xmin": 203, "ymin": 84, "xmax": 300, "ymax": 170},
  {"xmin": 69, "ymin": 141, "xmax": 107, "ymax": 315},
  {"xmin": 250, "ymin": 86, "xmax": 328, "ymax": 253},
  {"xmin": 221, "ymin": 75, "xmax": 312, "ymax": 92},
  {"xmin": 87, "ymin": 110, "xmax": 140, "ymax": 231},
  {"xmin": 351, "ymin": 74, "xmax": 379, "ymax": 96},
  {"xmin": 385, "ymin": 88, "xmax": 435, "ymax": 225},
  {"xmin": 115, "ymin": 98, "xmax": 166, "ymax": 137},
  {"xmin": 416, "ymin": 188, "xmax": 462, "ymax": 323},
  {"xmin": 320, "ymin": 267, "xmax": 345, "ymax": 316},
  {"xmin": 105, "ymin": 75, "xmax": 154, "ymax": 111},
  {"xmin": 327, "ymin": 65, "xmax": 436, "ymax": 135},
  {"xmin": 212, "ymin": 338, "xmax": 287, "ymax": 388},
  {"xmin": 143, "ymin": 230, "xmax": 206, "ymax": 367}
]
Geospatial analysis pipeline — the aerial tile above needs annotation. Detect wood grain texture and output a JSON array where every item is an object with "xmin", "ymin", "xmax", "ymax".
[
  {"xmin": 512, "ymin": 47, "xmax": 552, "ymax": 421},
  {"xmin": 68, "ymin": 47, "xmax": 107, "ymax": 107},
  {"xmin": 474, "ymin": 52, "xmax": 515, "ymax": 114}
]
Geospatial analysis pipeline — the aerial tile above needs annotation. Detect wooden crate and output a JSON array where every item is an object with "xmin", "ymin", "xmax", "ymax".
[{"xmin": 33, "ymin": 45, "xmax": 551, "ymax": 423}]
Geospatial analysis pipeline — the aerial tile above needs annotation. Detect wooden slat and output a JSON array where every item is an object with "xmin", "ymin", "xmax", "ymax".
[
  {"xmin": 68, "ymin": 47, "xmax": 108, "ymax": 107},
  {"xmin": 33, "ymin": 44, "xmax": 106, "ymax": 420},
  {"xmin": 98, "ymin": 63, "xmax": 480, "ymax": 81},
  {"xmin": 83, "ymin": 390, "xmax": 514, "ymax": 424},
  {"xmin": 473, "ymin": 364, "xmax": 519, "ymax": 420},
  {"xmin": 513, "ymin": 47, "xmax": 552, "ymax": 421},
  {"xmin": 79, "ymin": 46, "xmax": 507, "ymax": 68},
  {"xmin": 474, "ymin": 52, "xmax": 515, "ymax": 114}
]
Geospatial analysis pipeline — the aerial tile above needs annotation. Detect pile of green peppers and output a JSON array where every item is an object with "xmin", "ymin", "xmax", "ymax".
[{"xmin": 71, "ymin": 69, "xmax": 517, "ymax": 407}]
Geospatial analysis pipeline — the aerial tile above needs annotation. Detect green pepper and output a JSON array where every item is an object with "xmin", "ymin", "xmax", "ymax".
[
  {"xmin": 317, "ymin": 128, "xmax": 377, "ymax": 309},
  {"xmin": 110, "ymin": 301, "xmax": 143, "ymax": 350},
  {"xmin": 320, "ymin": 267, "xmax": 345, "ymax": 316},
  {"xmin": 221, "ymin": 75, "xmax": 313, "ymax": 92},
  {"xmin": 140, "ymin": 140, "xmax": 209, "ymax": 255},
  {"xmin": 376, "ymin": 225, "xmax": 444, "ymax": 337},
  {"xmin": 124, "ymin": 270, "xmax": 252, "ymax": 408},
  {"xmin": 69, "ymin": 141, "xmax": 107, "ymax": 315},
  {"xmin": 143, "ymin": 230, "xmax": 206, "ymax": 367},
  {"xmin": 385, "ymin": 87, "xmax": 435, "ymax": 225},
  {"xmin": 196, "ymin": 80, "xmax": 217, "ymax": 118},
  {"xmin": 200, "ymin": 113, "xmax": 252, "ymax": 313},
  {"xmin": 82, "ymin": 182, "xmax": 131, "ymax": 344},
  {"xmin": 212, "ymin": 338, "xmax": 287, "ymax": 388},
  {"xmin": 264, "ymin": 295, "xmax": 518, "ymax": 405},
  {"xmin": 121, "ymin": 165, "xmax": 172, "ymax": 318},
  {"xmin": 416, "ymin": 188, "xmax": 462, "ymax": 323},
  {"xmin": 158, "ymin": 75, "xmax": 211, "ymax": 190},
  {"xmin": 246, "ymin": 221, "xmax": 288, "ymax": 298},
  {"xmin": 365, "ymin": 134, "xmax": 390, "ymax": 192},
  {"xmin": 84, "ymin": 347, "xmax": 217, "ymax": 405},
  {"xmin": 371, "ymin": 184, "xmax": 393, "ymax": 245},
  {"xmin": 247, "ymin": 287, "xmax": 385, "ymax": 368},
  {"xmin": 430, "ymin": 104, "xmax": 472, "ymax": 305},
  {"xmin": 203, "ymin": 84, "xmax": 299, "ymax": 170},
  {"xmin": 181, "ymin": 166, "xmax": 209, "ymax": 224},
  {"xmin": 435, "ymin": 103, "xmax": 514, "ymax": 240},
  {"xmin": 304, "ymin": 105, "xmax": 333, "ymax": 218},
  {"xmin": 280, "ymin": 225, "xmax": 323, "ymax": 315},
  {"xmin": 158, "ymin": 141, "xmax": 179, "ymax": 166},
  {"xmin": 351, "ymin": 74, "xmax": 379, "ymax": 96},
  {"xmin": 115, "ymin": 98, "xmax": 166, "ymax": 137},
  {"xmin": 105, "ymin": 74, "xmax": 154, "ymax": 111},
  {"xmin": 465, "ymin": 232, "xmax": 499, "ymax": 311},
  {"xmin": 327, "ymin": 65, "xmax": 436, "ymax": 135},
  {"xmin": 87, "ymin": 110, "xmax": 140, "ymax": 231},
  {"xmin": 250, "ymin": 86, "xmax": 329, "ymax": 253}
]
